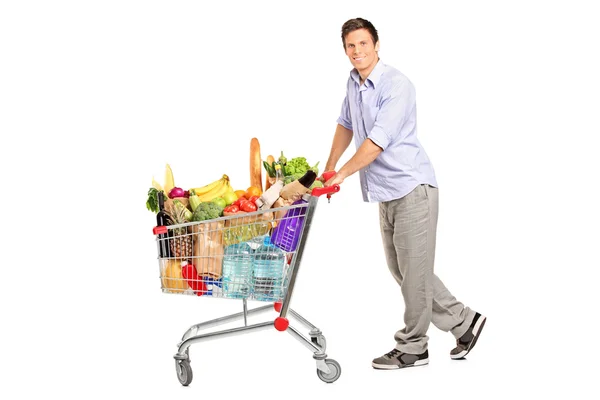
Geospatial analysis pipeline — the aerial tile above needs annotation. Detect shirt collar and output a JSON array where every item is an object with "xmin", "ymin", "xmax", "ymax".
[{"xmin": 350, "ymin": 59, "xmax": 385, "ymax": 88}]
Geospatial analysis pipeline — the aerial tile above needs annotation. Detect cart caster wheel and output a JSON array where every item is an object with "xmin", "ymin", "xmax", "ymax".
[
  {"xmin": 176, "ymin": 359, "xmax": 193, "ymax": 386},
  {"xmin": 311, "ymin": 334, "xmax": 327, "ymax": 351},
  {"xmin": 316, "ymin": 359, "xmax": 341, "ymax": 383}
]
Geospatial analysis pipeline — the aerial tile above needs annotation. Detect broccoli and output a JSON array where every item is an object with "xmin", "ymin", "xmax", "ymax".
[{"xmin": 191, "ymin": 202, "xmax": 224, "ymax": 221}]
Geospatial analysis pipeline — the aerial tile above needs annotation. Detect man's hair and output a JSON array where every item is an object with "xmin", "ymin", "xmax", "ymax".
[{"xmin": 341, "ymin": 18, "xmax": 379, "ymax": 48}]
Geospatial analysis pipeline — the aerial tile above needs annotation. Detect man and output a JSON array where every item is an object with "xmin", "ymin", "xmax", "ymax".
[{"xmin": 323, "ymin": 18, "xmax": 486, "ymax": 370}]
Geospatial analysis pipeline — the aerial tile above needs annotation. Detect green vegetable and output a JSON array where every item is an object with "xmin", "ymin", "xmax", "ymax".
[
  {"xmin": 309, "ymin": 180, "xmax": 324, "ymax": 190},
  {"xmin": 277, "ymin": 154, "xmax": 321, "ymax": 180},
  {"xmin": 146, "ymin": 188, "xmax": 161, "ymax": 213},
  {"xmin": 284, "ymin": 172, "xmax": 304, "ymax": 185},
  {"xmin": 285, "ymin": 157, "xmax": 310, "ymax": 176},
  {"xmin": 192, "ymin": 202, "xmax": 224, "ymax": 221},
  {"xmin": 263, "ymin": 161, "xmax": 276, "ymax": 178},
  {"xmin": 310, "ymin": 161, "xmax": 320, "ymax": 176},
  {"xmin": 188, "ymin": 189, "xmax": 201, "ymax": 212}
]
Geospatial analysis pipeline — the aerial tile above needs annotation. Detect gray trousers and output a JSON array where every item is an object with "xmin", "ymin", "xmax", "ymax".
[{"xmin": 379, "ymin": 184, "xmax": 476, "ymax": 354}]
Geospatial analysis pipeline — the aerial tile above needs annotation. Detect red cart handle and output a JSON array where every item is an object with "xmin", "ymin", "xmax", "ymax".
[
  {"xmin": 311, "ymin": 185, "xmax": 340, "ymax": 197},
  {"xmin": 321, "ymin": 170, "xmax": 337, "ymax": 181},
  {"xmin": 311, "ymin": 170, "xmax": 341, "ymax": 197}
]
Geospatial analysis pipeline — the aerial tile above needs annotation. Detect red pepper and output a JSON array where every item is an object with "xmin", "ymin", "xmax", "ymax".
[{"xmin": 181, "ymin": 262, "xmax": 206, "ymax": 296}]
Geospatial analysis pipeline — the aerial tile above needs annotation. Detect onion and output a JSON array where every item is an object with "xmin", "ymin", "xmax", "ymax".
[{"xmin": 169, "ymin": 187, "xmax": 186, "ymax": 199}]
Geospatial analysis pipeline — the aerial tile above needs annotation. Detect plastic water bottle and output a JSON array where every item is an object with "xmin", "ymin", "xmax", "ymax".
[
  {"xmin": 222, "ymin": 242, "xmax": 253, "ymax": 298},
  {"xmin": 247, "ymin": 234, "xmax": 270, "ymax": 251},
  {"xmin": 252, "ymin": 236, "xmax": 286, "ymax": 301}
]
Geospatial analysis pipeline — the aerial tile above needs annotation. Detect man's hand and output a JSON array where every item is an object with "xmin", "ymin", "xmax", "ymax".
[
  {"xmin": 323, "ymin": 138, "xmax": 382, "ymax": 188},
  {"xmin": 324, "ymin": 172, "xmax": 345, "ymax": 187}
]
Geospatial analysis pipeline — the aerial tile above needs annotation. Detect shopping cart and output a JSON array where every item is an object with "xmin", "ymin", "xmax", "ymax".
[{"xmin": 152, "ymin": 180, "xmax": 341, "ymax": 385}]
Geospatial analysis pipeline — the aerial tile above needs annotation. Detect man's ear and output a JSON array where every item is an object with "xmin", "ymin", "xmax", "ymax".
[{"xmin": 375, "ymin": 41, "xmax": 380, "ymax": 52}]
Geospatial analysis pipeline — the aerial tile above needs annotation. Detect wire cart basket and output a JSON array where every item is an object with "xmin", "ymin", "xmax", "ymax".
[{"xmin": 152, "ymin": 181, "xmax": 341, "ymax": 385}]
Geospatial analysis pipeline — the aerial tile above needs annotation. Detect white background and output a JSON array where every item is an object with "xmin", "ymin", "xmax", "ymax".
[{"xmin": 1, "ymin": 0, "xmax": 599, "ymax": 398}]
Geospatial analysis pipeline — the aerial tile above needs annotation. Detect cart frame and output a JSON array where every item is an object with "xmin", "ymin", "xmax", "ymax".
[{"xmin": 154, "ymin": 183, "xmax": 341, "ymax": 385}]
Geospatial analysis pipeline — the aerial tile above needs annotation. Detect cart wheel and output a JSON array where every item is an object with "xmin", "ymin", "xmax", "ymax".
[
  {"xmin": 175, "ymin": 359, "xmax": 193, "ymax": 386},
  {"xmin": 311, "ymin": 334, "xmax": 327, "ymax": 351},
  {"xmin": 316, "ymin": 359, "xmax": 341, "ymax": 383}
]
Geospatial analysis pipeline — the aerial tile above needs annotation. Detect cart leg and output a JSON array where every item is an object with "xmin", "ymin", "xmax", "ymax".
[
  {"xmin": 181, "ymin": 304, "xmax": 272, "ymax": 342},
  {"xmin": 286, "ymin": 324, "xmax": 341, "ymax": 382},
  {"xmin": 173, "ymin": 321, "xmax": 274, "ymax": 387},
  {"xmin": 288, "ymin": 309, "xmax": 326, "ymax": 351},
  {"xmin": 286, "ymin": 325, "xmax": 330, "ymax": 372},
  {"xmin": 176, "ymin": 321, "xmax": 274, "ymax": 359}
]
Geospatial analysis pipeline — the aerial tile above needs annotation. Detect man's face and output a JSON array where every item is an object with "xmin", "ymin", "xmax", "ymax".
[{"xmin": 344, "ymin": 28, "xmax": 379, "ymax": 74}]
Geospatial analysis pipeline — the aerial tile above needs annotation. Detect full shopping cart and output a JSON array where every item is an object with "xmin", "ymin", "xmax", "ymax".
[{"xmin": 152, "ymin": 181, "xmax": 341, "ymax": 385}]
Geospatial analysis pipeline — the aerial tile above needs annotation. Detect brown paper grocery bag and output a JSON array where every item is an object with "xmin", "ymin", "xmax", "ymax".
[
  {"xmin": 272, "ymin": 197, "xmax": 294, "ymax": 222},
  {"xmin": 192, "ymin": 221, "xmax": 225, "ymax": 278}
]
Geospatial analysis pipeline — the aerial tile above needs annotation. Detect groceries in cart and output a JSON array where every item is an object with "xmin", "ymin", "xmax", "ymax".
[
  {"xmin": 150, "ymin": 138, "xmax": 344, "ymax": 385},
  {"xmin": 147, "ymin": 138, "xmax": 321, "ymax": 301}
]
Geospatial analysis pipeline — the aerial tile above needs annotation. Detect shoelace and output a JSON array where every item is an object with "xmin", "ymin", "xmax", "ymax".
[{"xmin": 385, "ymin": 349, "xmax": 402, "ymax": 358}]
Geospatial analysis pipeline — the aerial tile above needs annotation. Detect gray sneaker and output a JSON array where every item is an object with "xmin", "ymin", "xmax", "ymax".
[
  {"xmin": 450, "ymin": 312, "xmax": 486, "ymax": 359},
  {"xmin": 372, "ymin": 349, "xmax": 429, "ymax": 370}
]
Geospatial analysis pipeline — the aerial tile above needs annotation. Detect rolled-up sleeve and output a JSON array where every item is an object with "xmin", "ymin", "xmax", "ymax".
[
  {"xmin": 336, "ymin": 95, "xmax": 353, "ymax": 131},
  {"xmin": 368, "ymin": 81, "xmax": 415, "ymax": 151}
]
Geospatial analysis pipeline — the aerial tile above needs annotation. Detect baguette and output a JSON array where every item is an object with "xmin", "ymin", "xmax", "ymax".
[{"xmin": 250, "ymin": 138, "xmax": 263, "ymax": 191}]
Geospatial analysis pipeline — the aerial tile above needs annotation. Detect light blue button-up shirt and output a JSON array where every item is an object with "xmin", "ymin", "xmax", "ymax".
[{"xmin": 337, "ymin": 60, "xmax": 438, "ymax": 203}]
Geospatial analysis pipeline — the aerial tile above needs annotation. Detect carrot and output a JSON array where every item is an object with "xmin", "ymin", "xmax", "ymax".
[{"xmin": 250, "ymin": 138, "xmax": 263, "ymax": 191}]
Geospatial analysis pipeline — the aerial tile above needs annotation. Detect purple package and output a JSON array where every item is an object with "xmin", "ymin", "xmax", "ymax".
[{"xmin": 271, "ymin": 199, "xmax": 307, "ymax": 252}]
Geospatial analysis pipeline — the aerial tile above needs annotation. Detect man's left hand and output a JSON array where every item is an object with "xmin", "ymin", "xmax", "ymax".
[{"xmin": 324, "ymin": 172, "xmax": 345, "ymax": 187}]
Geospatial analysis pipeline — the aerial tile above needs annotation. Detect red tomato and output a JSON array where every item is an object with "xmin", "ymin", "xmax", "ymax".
[
  {"xmin": 233, "ymin": 197, "xmax": 247, "ymax": 207},
  {"xmin": 248, "ymin": 195, "xmax": 260, "ymax": 204},
  {"xmin": 241, "ymin": 201, "xmax": 257, "ymax": 212},
  {"xmin": 224, "ymin": 205, "xmax": 240, "ymax": 213}
]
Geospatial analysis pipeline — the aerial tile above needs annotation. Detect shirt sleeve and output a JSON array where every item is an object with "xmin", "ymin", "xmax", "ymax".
[
  {"xmin": 336, "ymin": 94, "xmax": 353, "ymax": 131},
  {"xmin": 367, "ymin": 80, "xmax": 415, "ymax": 151}
]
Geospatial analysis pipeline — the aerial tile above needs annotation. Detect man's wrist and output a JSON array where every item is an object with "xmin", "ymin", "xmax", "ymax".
[{"xmin": 337, "ymin": 168, "xmax": 348, "ymax": 180}]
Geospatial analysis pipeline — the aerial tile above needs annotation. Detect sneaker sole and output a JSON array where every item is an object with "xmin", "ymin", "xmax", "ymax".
[
  {"xmin": 372, "ymin": 359, "xmax": 429, "ymax": 370},
  {"xmin": 451, "ymin": 315, "xmax": 486, "ymax": 360}
]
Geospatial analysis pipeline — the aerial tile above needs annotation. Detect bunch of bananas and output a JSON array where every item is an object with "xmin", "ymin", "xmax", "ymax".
[{"xmin": 191, "ymin": 174, "xmax": 234, "ymax": 202}]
